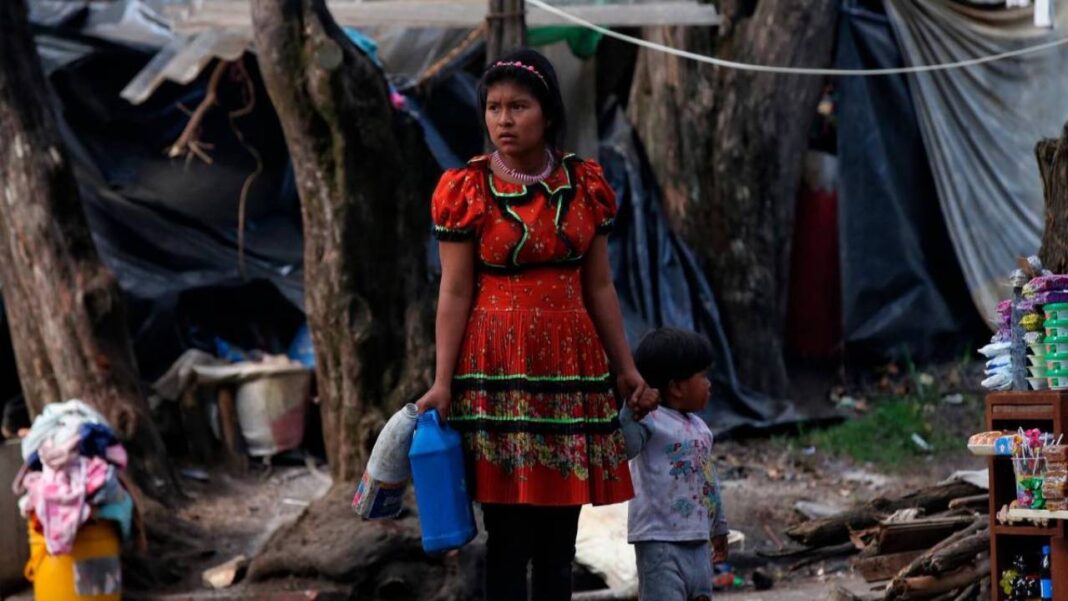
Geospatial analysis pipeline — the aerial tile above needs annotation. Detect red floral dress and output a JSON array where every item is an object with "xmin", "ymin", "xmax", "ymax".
[{"xmin": 431, "ymin": 153, "xmax": 634, "ymax": 506}]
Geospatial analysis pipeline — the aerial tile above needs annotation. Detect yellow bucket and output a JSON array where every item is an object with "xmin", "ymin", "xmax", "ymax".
[{"xmin": 25, "ymin": 519, "xmax": 121, "ymax": 601}]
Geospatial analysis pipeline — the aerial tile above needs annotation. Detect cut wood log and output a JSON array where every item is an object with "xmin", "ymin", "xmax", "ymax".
[
  {"xmin": 875, "ymin": 517, "xmax": 978, "ymax": 555},
  {"xmin": 853, "ymin": 550, "xmax": 924, "ymax": 583},
  {"xmin": 947, "ymin": 494, "xmax": 988, "ymax": 512},
  {"xmin": 894, "ymin": 519, "xmax": 986, "ymax": 580},
  {"xmin": 950, "ymin": 582, "xmax": 977, "ymax": 601},
  {"xmin": 785, "ymin": 482, "xmax": 981, "ymax": 547},
  {"xmin": 885, "ymin": 559, "xmax": 989, "ymax": 600},
  {"xmin": 926, "ymin": 529, "xmax": 990, "ymax": 575}
]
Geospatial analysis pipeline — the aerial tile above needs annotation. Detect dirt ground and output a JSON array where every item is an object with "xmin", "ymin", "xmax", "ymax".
[
  {"xmin": 7, "ymin": 361, "xmax": 987, "ymax": 600},
  {"xmin": 112, "ymin": 407, "xmax": 985, "ymax": 600},
  {"xmin": 708, "ymin": 436, "xmax": 983, "ymax": 599}
]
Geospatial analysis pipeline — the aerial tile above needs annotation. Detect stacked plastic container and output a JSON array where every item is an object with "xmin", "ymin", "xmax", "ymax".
[{"xmin": 1045, "ymin": 303, "xmax": 1068, "ymax": 390}]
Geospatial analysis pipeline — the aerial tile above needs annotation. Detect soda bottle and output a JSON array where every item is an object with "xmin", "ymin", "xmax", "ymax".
[{"xmin": 1041, "ymin": 544, "xmax": 1053, "ymax": 600}]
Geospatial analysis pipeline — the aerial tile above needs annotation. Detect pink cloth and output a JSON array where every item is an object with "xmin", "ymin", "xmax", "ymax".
[
  {"xmin": 104, "ymin": 444, "xmax": 127, "ymax": 469},
  {"xmin": 20, "ymin": 456, "xmax": 110, "ymax": 555}
]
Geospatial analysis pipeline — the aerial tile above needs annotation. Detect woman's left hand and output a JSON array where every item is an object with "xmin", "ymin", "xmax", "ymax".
[{"xmin": 617, "ymin": 370, "xmax": 659, "ymax": 417}]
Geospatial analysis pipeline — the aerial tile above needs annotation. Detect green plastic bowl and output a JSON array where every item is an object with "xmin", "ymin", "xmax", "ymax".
[
  {"xmin": 1046, "ymin": 337, "xmax": 1068, "ymax": 356},
  {"xmin": 1046, "ymin": 320, "xmax": 1068, "ymax": 339},
  {"xmin": 1046, "ymin": 303, "xmax": 1068, "ymax": 322},
  {"xmin": 1048, "ymin": 353, "xmax": 1068, "ymax": 372},
  {"xmin": 1048, "ymin": 370, "xmax": 1068, "ymax": 390}
]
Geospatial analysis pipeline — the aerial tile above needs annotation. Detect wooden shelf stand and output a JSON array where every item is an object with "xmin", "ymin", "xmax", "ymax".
[{"xmin": 986, "ymin": 391, "xmax": 1068, "ymax": 600}]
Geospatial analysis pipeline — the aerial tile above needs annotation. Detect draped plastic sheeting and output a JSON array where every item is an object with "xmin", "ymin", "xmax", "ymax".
[
  {"xmin": 599, "ymin": 107, "xmax": 806, "ymax": 433},
  {"xmin": 884, "ymin": 0, "xmax": 1068, "ymax": 321},
  {"xmin": 836, "ymin": 0, "xmax": 980, "ymax": 361}
]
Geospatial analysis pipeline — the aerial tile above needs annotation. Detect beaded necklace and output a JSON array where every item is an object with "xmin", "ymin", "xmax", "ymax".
[{"xmin": 491, "ymin": 149, "xmax": 555, "ymax": 185}]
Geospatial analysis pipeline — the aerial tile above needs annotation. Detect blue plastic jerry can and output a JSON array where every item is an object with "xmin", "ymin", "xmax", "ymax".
[{"xmin": 408, "ymin": 409, "xmax": 477, "ymax": 553}]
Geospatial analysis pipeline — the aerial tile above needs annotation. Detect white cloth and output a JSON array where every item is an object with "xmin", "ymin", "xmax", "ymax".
[
  {"xmin": 620, "ymin": 406, "xmax": 728, "ymax": 543},
  {"xmin": 21, "ymin": 400, "xmax": 106, "ymax": 462}
]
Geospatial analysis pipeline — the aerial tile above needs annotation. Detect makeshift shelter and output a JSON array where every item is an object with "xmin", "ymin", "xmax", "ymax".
[{"xmin": 834, "ymin": 0, "xmax": 1068, "ymax": 360}]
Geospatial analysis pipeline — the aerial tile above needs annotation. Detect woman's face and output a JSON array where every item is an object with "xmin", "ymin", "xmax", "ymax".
[{"xmin": 484, "ymin": 80, "xmax": 547, "ymax": 157}]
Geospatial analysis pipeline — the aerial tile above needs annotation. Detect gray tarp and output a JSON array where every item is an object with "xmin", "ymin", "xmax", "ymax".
[
  {"xmin": 836, "ymin": 0, "xmax": 980, "ymax": 360},
  {"xmin": 885, "ymin": 0, "xmax": 1068, "ymax": 319}
]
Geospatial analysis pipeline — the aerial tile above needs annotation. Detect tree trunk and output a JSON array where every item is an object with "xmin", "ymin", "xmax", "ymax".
[
  {"xmin": 251, "ymin": 0, "xmax": 435, "ymax": 483},
  {"xmin": 0, "ymin": 0, "xmax": 176, "ymax": 498},
  {"xmin": 1036, "ymin": 125, "xmax": 1068, "ymax": 273},
  {"xmin": 486, "ymin": 0, "xmax": 527, "ymax": 63},
  {"xmin": 628, "ymin": 0, "xmax": 838, "ymax": 398}
]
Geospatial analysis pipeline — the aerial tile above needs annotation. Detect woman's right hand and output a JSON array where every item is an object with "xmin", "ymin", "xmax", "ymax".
[{"xmin": 415, "ymin": 382, "xmax": 452, "ymax": 420}]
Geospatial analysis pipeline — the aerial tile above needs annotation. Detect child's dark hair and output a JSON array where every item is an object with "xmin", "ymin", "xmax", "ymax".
[
  {"xmin": 633, "ymin": 328, "xmax": 714, "ymax": 393},
  {"xmin": 477, "ymin": 48, "xmax": 567, "ymax": 149}
]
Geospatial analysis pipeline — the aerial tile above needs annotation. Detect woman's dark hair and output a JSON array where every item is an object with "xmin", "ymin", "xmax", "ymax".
[
  {"xmin": 478, "ymin": 48, "xmax": 567, "ymax": 149},
  {"xmin": 633, "ymin": 328, "xmax": 714, "ymax": 393}
]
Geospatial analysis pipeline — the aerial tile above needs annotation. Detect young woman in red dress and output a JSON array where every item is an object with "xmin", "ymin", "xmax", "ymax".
[{"xmin": 416, "ymin": 48, "xmax": 659, "ymax": 600}]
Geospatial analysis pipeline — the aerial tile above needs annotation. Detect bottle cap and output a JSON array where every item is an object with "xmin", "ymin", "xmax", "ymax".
[{"xmin": 1044, "ymin": 545, "xmax": 1051, "ymax": 553}]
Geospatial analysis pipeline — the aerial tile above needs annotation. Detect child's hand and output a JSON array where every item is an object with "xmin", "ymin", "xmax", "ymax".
[{"xmin": 711, "ymin": 534, "xmax": 729, "ymax": 563}]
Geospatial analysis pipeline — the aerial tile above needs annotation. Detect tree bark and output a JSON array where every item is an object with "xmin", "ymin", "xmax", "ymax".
[
  {"xmin": 251, "ymin": 0, "xmax": 435, "ymax": 483},
  {"xmin": 0, "ymin": 0, "xmax": 176, "ymax": 498},
  {"xmin": 628, "ymin": 0, "xmax": 838, "ymax": 398},
  {"xmin": 486, "ymin": 0, "xmax": 527, "ymax": 63},
  {"xmin": 1036, "ymin": 125, "xmax": 1068, "ymax": 273}
]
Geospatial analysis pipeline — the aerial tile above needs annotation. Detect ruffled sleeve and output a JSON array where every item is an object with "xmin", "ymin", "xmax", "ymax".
[
  {"xmin": 582, "ymin": 160, "xmax": 618, "ymax": 235},
  {"xmin": 431, "ymin": 167, "xmax": 485, "ymax": 241}
]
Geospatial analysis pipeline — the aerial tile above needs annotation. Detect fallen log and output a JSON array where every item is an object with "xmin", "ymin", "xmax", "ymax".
[{"xmin": 785, "ymin": 482, "xmax": 981, "ymax": 547}]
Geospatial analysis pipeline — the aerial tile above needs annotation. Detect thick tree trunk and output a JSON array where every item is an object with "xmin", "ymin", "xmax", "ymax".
[
  {"xmin": 628, "ymin": 0, "xmax": 838, "ymax": 398},
  {"xmin": 1037, "ymin": 125, "xmax": 1068, "ymax": 273},
  {"xmin": 0, "ymin": 0, "xmax": 176, "ymax": 498},
  {"xmin": 252, "ymin": 0, "xmax": 434, "ymax": 483}
]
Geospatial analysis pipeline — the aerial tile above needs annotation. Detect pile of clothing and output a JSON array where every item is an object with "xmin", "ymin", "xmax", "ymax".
[{"xmin": 12, "ymin": 399, "xmax": 133, "ymax": 555}]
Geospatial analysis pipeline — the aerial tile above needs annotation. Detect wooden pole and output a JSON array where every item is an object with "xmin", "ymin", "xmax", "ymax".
[{"xmin": 486, "ymin": 0, "xmax": 527, "ymax": 64}]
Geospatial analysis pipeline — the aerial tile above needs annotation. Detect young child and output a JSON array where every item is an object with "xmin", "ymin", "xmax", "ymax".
[{"xmin": 621, "ymin": 327, "xmax": 728, "ymax": 601}]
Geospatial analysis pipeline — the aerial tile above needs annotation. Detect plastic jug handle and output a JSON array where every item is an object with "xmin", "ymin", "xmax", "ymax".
[{"xmin": 421, "ymin": 408, "xmax": 441, "ymax": 429}]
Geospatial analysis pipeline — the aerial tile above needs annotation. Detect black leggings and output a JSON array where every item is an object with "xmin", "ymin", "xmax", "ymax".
[{"xmin": 482, "ymin": 504, "xmax": 582, "ymax": 601}]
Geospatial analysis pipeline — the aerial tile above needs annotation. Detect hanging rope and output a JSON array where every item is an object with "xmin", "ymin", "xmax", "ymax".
[{"xmin": 526, "ymin": 0, "xmax": 1068, "ymax": 76}]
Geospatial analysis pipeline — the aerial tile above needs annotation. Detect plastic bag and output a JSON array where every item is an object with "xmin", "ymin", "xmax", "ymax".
[{"xmin": 352, "ymin": 404, "xmax": 418, "ymax": 519}]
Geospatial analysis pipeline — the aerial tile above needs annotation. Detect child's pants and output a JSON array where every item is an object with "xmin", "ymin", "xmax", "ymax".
[{"xmin": 635, "ymin": 540, "xmax": 714, "ymax": 601}]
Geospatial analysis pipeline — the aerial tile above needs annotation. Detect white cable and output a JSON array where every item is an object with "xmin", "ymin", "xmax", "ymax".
[{"xmin": 526, "ymin": 0, "xmax": 1068, "ymax": 76}]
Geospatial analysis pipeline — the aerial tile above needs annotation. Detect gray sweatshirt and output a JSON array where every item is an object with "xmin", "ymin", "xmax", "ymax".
[{"xmin": 620, "ymin": 405, "xmax": 729, "ymax": 543}]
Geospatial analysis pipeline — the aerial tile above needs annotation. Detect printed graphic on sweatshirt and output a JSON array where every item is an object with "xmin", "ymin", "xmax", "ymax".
[{"xmin": 664, "ymin": 437, "xmax": 711, "ymax": 518}]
